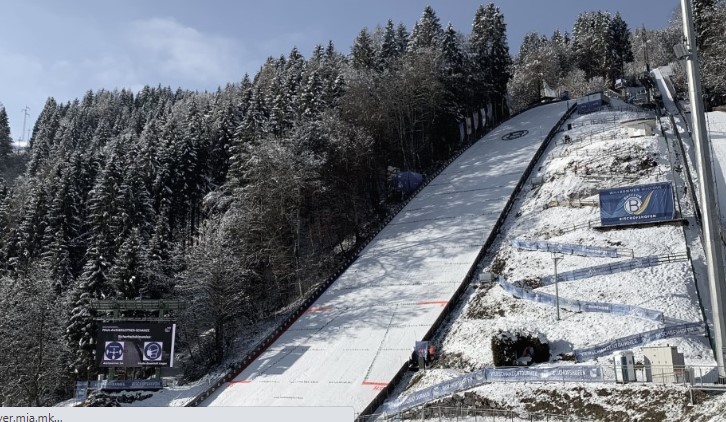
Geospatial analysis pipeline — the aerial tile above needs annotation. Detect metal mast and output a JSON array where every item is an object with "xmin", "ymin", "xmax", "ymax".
[
  {"xmin": 680, "ymin": 0, "xmax": 726, "ymax": 376},
  {"xmin": 20, "ymin": 106, "xmax": 30, "ymax": 143}
]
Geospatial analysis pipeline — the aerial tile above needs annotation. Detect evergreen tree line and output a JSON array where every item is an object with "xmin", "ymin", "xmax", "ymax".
[
  {"xmin": 0, "ymin": 4, "xmax": 511, "ymax": 405},
  {"xmin": 508, "ymin": 11, "xmax": 635, "ymax": 113},
  {"xmin": 628, "ymin": 0, "xmax": 726, "ymax": 107},
  {"xmin": 0, "ymin": 106, "xmax": 12, "ymax": 160},
  {"xmin": 506, "ymin": 1, "xmax": 726, "ymax": 113}
]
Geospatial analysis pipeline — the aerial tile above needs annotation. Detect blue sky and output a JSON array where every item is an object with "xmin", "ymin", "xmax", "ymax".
[{"xmin": 0, "ymin": 0, "xmax": 677, "ymax": 143}]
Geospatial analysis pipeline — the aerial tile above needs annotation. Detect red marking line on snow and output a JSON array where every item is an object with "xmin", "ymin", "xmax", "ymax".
[
  {"xmin": 305, "ymin": 306, "xmax": 335, "ymax": 313},
  {"xmin": 362, "ymin": 381, "xmax": 388, "ymax": 391},
  {"xmin": 229, "ymin": 379, "xmax": 252, "ymax": 384},
  {"xmin": 417, "ymin": 300, "xmax": 448, "ymax": 307}
]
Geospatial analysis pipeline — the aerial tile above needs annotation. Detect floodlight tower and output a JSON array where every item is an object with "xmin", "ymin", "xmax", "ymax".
[{"xmin": 679, "ymin": 0, "xmax": 726, "ymax": 377}]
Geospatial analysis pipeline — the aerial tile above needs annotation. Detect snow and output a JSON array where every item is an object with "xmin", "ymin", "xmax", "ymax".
[
  {"xmin": 376, "ymin": 69, "xmax": 724, "ymax": 420},
  {"xmin": 121, "ymin": 68, "xmax": 726, "ymax": 420},
  {"xmin": 197, "ymin": 101, "xmax": 571, "ymax": 413}
]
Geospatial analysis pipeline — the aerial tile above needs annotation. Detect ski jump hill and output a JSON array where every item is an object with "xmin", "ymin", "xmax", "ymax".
[{"xmin": 198, "ymin": 101, "xmax": 573, "ymax": 416}]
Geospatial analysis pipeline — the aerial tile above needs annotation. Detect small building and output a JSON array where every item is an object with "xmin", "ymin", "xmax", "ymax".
[
  {"xmin": 621, "ymin": 118, "xmax": 657, "ymax": 137},
  {"xmin": 643, "ymin": 345, "xmax": 686, "ymax": 384},
  {"xmin": 577, "ymin": 92, "xmax": 607, "ymax": 114},
  {"xmin": 615, "ymin": 351, "xmax": 636, "ymax": 383},
  {"xmin": 540, "ymin": 81, "xmax": 559, "ymax": 101}
]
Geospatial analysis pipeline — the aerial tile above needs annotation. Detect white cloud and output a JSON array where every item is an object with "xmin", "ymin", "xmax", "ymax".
[{"xmin": 126, "ymin": 17, "xmax": 246, "ymax": 85}]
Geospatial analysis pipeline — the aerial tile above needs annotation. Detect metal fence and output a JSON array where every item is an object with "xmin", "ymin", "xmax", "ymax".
[
  {"xmin": 360, "ymin": 363, "xmax": 720, "ymax": 421},
  {"xmin": 536, "ymin": 253, "xmax": 688, "ymax": 285},
  {"xmin": 363, "ymin": 406, "xmax": 573, "ymax": 421}
]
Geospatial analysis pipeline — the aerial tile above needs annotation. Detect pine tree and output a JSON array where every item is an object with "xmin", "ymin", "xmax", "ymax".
[
  {"xmin": 550, "ymin": 30, "xmax": 573, "ymax": 79},
  {"xmin": 470, "ymin": 3, "xmax": 512, "ymax": 119},
  {"xmin": 108, "ymin": 228, "xmax": 145, "ymax": 299},
  {"xmin": 27, "ymin": 99, "xmax": 60, "ymax": 176},
  {"xmin": 10, "ymin": 184, "xmax": 49, "ymax": 275},
  {"xmin": 29, "ymin": 97, "xmax": 59, "ymax": 150},
  {"xmin": 143, "ymin": 206, "xmax": 175, "ymax": 299},
  {"xmin": 572, "ymin": 11, "xmax": 612, "ymax": 80},
  {"xmin": 694, "ymin": 0, "xmax": 718, "ymax": 52},
  {"xmin": 441, "ymin": 23, "xmax": 467, "ymax": 116},
  {"xmin": 137, "ymin": 118, "xmax": 162, "ymax": 194},
  {"xmin": 0, "ymin": 106, "xmax": 12, "ymax": 159},
  {"xmin": 441, "ymin": 23, "xmax": 465, "ymax": 76},
  {"xmin": 395, "ymin": 23, "xmax": 410, "ymax": 55},
  {"xmin": 351, "ymin": 28, "xmax": 377, "ymax": 70},
  {"xmin": 267, "ymin": 75, "xmax": 291, "ymax": 137},
  {"xmin": 409, "ymin": 6, "xmax": 444, "ymax": 52},
  {"xmin": 65, "ymin": 278, "xmax": 98, "ymax": 378},
  {"xmin": 0, "ymin": 271, "xmax": 69, "ymax": 406},
  {"xmin": 301, "ymin": 70, "xmax": 324, "ymax": 117},
  {"xmin": 117, "ymin": 155, "xmax": 155, "ymax": 241},
  {"xmin": 179, "ymin": 225, "xmax": 255, "ymax": 365},
  {"xmin": 0, "ymin": 178, "xmax": 9, "ymax": 270},
  {"xmin": 378, "ymin": 19, "xmax": 399, "ymax": 68},
  {"xmin": 508, "ymin": 33, "xmax": 559, "ymax": 112},
  {"xmin": 176, "ymin": 100, "xmax": 210, "ymax": 241},
  {"xmin": 692, "ymin": 1, "xmax": 726, "ymax": 97},
  {"xmin": 80, "ymin": 142, "xmax": 124, "ymax": 298},
  {"xmin": 608, "ymin": 12, "xmax": 634, "ymax": 84},
  {"xmin": 40, "ymin": 162, "xmax": 83, "ymax": 293},
  {"xmin": 209, "ymin": 96, "xmax": 239, "ymax": 186}
]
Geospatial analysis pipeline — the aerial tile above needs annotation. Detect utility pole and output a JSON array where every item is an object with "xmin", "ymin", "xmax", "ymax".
[
  {"xmin": 20, "ymin": 106, "xmax": 30, "ymax": 144},
  {"xmin": 642, "ymin": 26, "xmax": 651, "ymax": 73},
  {"xmin": 680, "ymin": 0, "xmax": 726, "ymax": 378},
  {"xmin": 552, "ymin": 252, "xmax": 563, "ymax": 321}
]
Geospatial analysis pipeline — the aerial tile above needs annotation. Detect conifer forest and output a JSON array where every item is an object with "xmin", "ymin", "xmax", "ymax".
[{"xmin": 1, "ymin": 2, "xmax": 725, "ymax": 406}]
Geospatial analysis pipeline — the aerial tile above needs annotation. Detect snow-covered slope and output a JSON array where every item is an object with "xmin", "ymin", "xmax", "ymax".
[
  {"xmin": 199, "ymin": 102, "xmax": 571, "ymax": 413},
  {"xmin": 378, "ymin": 74, "xmax": 721, "ymax": 420}
]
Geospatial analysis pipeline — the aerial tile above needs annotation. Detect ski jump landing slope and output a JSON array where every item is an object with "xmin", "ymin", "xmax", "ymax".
[{"xmin": 203, "ymin": 101, "xmax": 571, "ymax": 413}]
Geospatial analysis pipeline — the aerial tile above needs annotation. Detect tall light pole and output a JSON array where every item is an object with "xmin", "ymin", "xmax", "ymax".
[
  {"xmin": 643, "ymin": 29, "xmax": 651, "ymax": 73},
  {"xmin": 552, "ymin": 252, "xmax": 564, "ymax": 321},
  {"xmin": 679, "ymin": 0, "xmax": 726, "ymax": 377}
]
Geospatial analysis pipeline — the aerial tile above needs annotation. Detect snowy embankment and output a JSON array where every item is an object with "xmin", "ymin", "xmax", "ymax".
[{"xmin": 381, "ymin": 88, "xmax": 726, "ymax": 420}]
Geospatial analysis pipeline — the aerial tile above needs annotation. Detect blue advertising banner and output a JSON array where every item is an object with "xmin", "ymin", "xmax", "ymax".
[
  {"xmin": 599, "ymin": 182, "xmax": 675, "ymax": 226},
  {"xmin": 383, "ymin": 365, "xmax": 602, "ymax": 416},
  {"xmin": 512, "ymin": 239, "xmax": 620, "ymax": 258},
  {"xmin": 486, "ymin": 366, "xmax": 602, "ymax": 383},
  {"xmin": 498, "ymin": 279, "xmax": 663, "ymax": 321},
  {"xmin": 574, "ymin": 322, "xmax": 705, "ymax": 361}
]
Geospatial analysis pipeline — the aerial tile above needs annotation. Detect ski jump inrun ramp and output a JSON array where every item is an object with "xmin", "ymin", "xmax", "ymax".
[{"xmin": 201, "ymin": 101, "xmax": 572, "ymax": 414}]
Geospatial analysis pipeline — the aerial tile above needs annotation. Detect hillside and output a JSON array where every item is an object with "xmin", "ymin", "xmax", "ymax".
[
  {"xmin": 0, "ymin": 151, "xmax": 29, "ymax": 185},
  {"xmin": 377, "ymin": 95, "xmax": 726, "ymax": 420}
]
